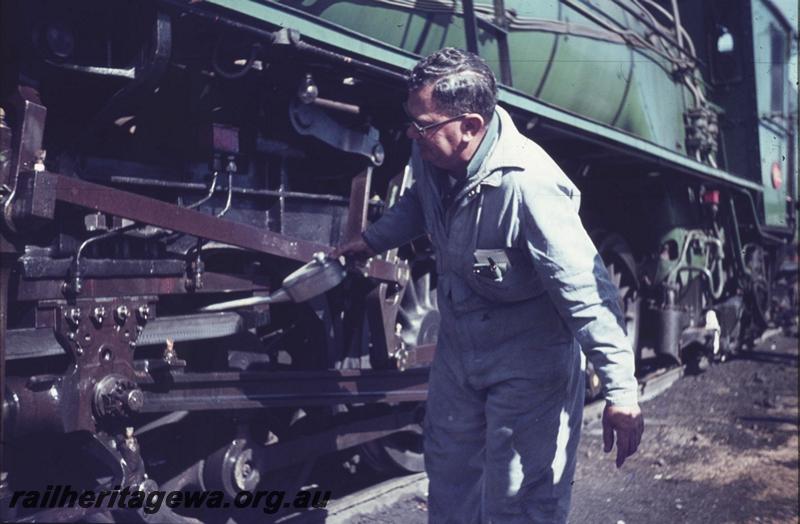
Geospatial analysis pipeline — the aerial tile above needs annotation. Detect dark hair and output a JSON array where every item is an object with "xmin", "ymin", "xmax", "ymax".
[{"xmin": 408, "ymin": 47, "xmax": 497, "ymax": 122}]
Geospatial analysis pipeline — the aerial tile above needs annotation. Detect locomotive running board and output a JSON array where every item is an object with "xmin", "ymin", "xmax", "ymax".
[{"xmin": 13, "ymin": 170, "xmax": 407, "ymax": 284}]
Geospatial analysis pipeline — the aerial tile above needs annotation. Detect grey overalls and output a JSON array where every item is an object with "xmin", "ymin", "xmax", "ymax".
[{"xmin": 364, "ymin": 107, "xmax": 638, "ymax": 523}]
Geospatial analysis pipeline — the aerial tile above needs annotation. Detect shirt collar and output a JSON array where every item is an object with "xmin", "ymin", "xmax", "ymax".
[
  {"xmin": 481, "ymin": 105, "xmax": 529, "ymax": 174},
  {"xmin": 453, "ymin": 106, "xmax": 527, "ymax": 198},
  {"xmin": 465, "ymin": 110, "xmax": 500, "ymax": 181}
]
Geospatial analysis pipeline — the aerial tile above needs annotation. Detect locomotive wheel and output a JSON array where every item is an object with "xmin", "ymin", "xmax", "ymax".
[
  {"xmin": 198, "ymin": 426, "xmax": 314, "ymax": 524},
  {"xmin": 743, "ymin": 244, "xmax": 772, "ymax": 329},
  {"xmin": 360, "ymin": 414, "xmax": 425, "ymax": 475},
  {"xmin": 397, "ymin": 271, "xmax": 439, "ymax": 349},
  {"xmin": 361, "ymin": 270, "xmax": 437, "ymax": 474},
  {"xmin": 587, "ymin": 233, "xmax": 641, "ymax": 400}
]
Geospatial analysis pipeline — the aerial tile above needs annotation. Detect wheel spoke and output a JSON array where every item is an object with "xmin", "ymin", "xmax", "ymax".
[
  {"xmin": 370, "ymin": 270, "xmax": 438, "ymax": 472},
  {"xmin": 418, "ymin": 273, "xmax": 432, "ymax": 309},
  {"xmin": 608, "ymin": 263, "xmax": 622, "ymax": 287},
  {"xmin": 404, "ymin": 276, "xmax": 419, "ymax": 311}
]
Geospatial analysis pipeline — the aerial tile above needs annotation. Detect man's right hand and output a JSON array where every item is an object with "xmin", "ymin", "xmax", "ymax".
[{"xmin": 331, "ymin": 236, "xmax": 376, "ymax": 261}]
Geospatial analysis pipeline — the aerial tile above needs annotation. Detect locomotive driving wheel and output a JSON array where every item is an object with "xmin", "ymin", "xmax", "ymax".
[
  {"xmin": 743, "ymin": 243, "xmax": 771, "ymax": 329},
  {"xmin": 397, "ymin": 271, "xmax": 440, "ymax": 350},
  {"xmin": 361, "ymin": 267, "xmax": 437, "ymax": 474},
  {"xmin": 586, "ymin": 232, "xmax": 641, "ymax": 399}
]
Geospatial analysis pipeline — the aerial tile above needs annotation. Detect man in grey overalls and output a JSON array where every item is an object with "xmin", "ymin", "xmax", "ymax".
[{"xmin": 336, "ymin": 48, "xmax": 643, "ymax": 523}]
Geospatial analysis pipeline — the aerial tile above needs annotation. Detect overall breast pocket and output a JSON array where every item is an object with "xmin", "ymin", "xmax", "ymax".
[{"xmin": 468, "ymin": 248, "xmax": 543, "ymax": 303}]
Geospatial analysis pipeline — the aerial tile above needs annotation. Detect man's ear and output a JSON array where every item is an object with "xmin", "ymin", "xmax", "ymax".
[{"xmin": 461, "ymin": 114, "xmax": 485, "ymax": 141}]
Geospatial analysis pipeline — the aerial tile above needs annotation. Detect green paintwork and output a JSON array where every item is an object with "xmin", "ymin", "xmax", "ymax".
[
  {"xmin": 652, "ymin": 224, "xmax": 728, "ymax": 295},
  {"xmin": 498, "ymin": 88, "xmax": 763, "ymax": 191},
  {"xmin": 203, "ymin": 0, "xmax": 774, "ymax": 194},
  {"xmin": 750, "ymin": 0, "xmax": 792, "ymax": 227},
  {"xmin": 654, "ymin": 229, "xmax": 682, "ymax": 285},
  {"xmin": 278, "ymin": 0, "xmax": 689, "ymax": 153}
]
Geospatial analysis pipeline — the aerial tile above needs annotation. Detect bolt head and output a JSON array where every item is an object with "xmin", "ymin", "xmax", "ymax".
[
  {"xmin": 298, "ymin": 74, "xmax": 318, "ymax": 103},
  {"xmin": 65, "ymin": 307, "xmax": 81, "ymax": 325},
  {"xmin": 92, "ymin": 306, "xmax": 106, "ymax": 324},
  {"xmin": 115, "ymin": 305, "xmax": 129, "ymax": 323},
  {"xmin": 137, "ymin": 305, "xmax": 151, "ymax": 322},
  {"xmin": 126, "ymin": 390, "xmax": 144, "ymax": 412}
]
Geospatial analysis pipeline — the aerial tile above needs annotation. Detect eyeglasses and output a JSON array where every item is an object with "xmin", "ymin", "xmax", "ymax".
[{"xmin": 404, "ymin": 106, "xmax": 469, "ymax": 137}]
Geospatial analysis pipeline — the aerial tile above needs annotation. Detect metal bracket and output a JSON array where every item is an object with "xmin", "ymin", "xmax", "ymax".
[
  {"xmin": 81, "ymin": 11, "xmax": 172, "ymax": 139},
  {"xmin": 1, "ymin": 87, "xmax": 47, "ymax": 235},
  {"xmin": 289, "ymin": 99, "xmax": 384, "ymax": 166}
]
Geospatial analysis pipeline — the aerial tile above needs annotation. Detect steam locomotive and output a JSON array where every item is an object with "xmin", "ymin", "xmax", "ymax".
[{"xmin": 1, "ymin": 0, "xmax": 796, "ymax": 521}]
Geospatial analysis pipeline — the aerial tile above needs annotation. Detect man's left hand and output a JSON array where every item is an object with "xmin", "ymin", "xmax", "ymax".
[{"xmin": 602, "ymin": 403, "xmax": 644, "ymax": 468}]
